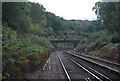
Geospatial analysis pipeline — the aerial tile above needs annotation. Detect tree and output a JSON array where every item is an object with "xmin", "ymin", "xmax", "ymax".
[
  {"xmin": 93, "ymin": 2, "xmax": 120, "ymax": 34},
  {"xmin": 30, "ymin": 3, "xmax": 46, "ymax": 24},
  {"xmin": 2, "ymin": 2, "xmax": 31, "ymax": 33},
  {"xmin": 45, "ymin": 12, "xmax": 65, "ymax": 33}
]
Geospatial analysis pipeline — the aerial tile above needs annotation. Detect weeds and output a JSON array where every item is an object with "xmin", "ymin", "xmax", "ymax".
[{"xmin": 2, "ymin": 27, "xmax": 53, "ymax": 79}]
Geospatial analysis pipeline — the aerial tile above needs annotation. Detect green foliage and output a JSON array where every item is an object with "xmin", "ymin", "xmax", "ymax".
[
  {"xmin": 2, "ymin": 2, "xmax": 104, "ymax": 39},
  {"xmin": 56, "ymin": 43, "xmax": 74, "ymax": 49},
  {"xmin": 93, "ymin": 2, "xmax": 120, "ymax": 34},
  {"xmin": 89, "ymin": 31, "xmax": 112, "ymax": 42},
  {"xmin": 2, "ymin": 2, "xmax": 31, "ymax": 33},
  {"xmin": 101, "ymin": 43, "xmax": 120, "ymax": 50},
  {"xmin": 90, "ymin": 31, "xmax": 108, "ymax": 42},
  {"xmin": 111, "ymin": 33, "xmax": 120, "ymax": 43},
  {"xmin": 89, "ymin": 30, "xmax": 120, "ymax": 43},
  {"xmin": 76, "ymin": 42, "xmax": 95, "ymax": 53},
  {"xmin": 30, "ymin": 3, "xmax": 45, "ymax": 24},
  {"xmin": 45, "ymin": 12, "xmax": 65, "ymax": 33},
  {"xmin": 2, "ymin": 27, "xmax": 52, "ymax": 79},
  {"xmin": 2, "ymin": 2, "xmax": 110, "ymax": 79},
  {"xmin": 65, "ymin": 20, "xmax": 104, "ymax": 32}
]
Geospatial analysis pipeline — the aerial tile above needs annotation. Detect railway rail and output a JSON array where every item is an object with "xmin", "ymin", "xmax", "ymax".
[
  {"xmin": 68, "ymin": 51, "xmax": 120, "ymax": 73},
  {"xmin": 58, "ymin": 54, "xmax": 98, "ymax": 81},
  {"xmin": 58, "ymin": 54, "xmax": 71, "ymax": 81},
  {"xmin": 58, "ymin": 52, "xmax": 114, "ymax": 81},
  {"xmin": 66, "ymin": 51, "xmax": 120, "ymax": 74},
  {"xmin": 65, "ymin": 51, "xmax": 120, "ymax": 80}
]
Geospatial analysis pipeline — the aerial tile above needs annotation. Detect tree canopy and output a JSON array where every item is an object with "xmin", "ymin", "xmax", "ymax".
[
  {"xmin": 2, "ymin": 2, "xmax": 104, "ymax": 39},
  {"xmin": 93, "ymin": 2, "xmax": 120, "ymax": 34}
]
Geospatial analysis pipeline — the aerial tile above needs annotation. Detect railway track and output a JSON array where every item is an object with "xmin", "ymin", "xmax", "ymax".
[
  {"xmin": 58, "ymin": 52, "xmax": 112, "ymax": 81},
  {"xmin": 68, "ymin": 51, "xmax": 120, "ymax": 73},
  {"xmin": 58, "ymin": 54, "xmax": 71, "ymax": 81},
  {"xmin": 65, "ymin": 51, "xmax": 120, "ymax": 80}
]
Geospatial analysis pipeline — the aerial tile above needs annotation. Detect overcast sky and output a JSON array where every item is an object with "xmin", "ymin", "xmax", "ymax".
[{"xmin": 29, "ymin": 0, "xmax": 101, "ymax": 20}]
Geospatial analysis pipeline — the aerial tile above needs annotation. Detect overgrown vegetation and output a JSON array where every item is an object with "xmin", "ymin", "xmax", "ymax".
[
  {"xmin": 93, "ymin": 2, "xmax": 120, "ymax": 34},
  {"xmin": 2, "ymin": 25, "xmax": 53, "ymax": 79},
  {"xmin": 2, "ymin": 2, "xmax": 54, "ymax": 79},
  {"xmin": 76, "ymin": 2, "xmax": 120, "ymax": 62},
  {"xmin": 2, "ymin": 1, "xmax": 120, "ymax": 79},
  {"xmin": 88, "ymin": 30, "xmax": 120, "ymax": 43}
]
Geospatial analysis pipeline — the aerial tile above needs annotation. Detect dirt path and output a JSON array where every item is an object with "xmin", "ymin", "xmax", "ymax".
[{"xmin": 25, "ymin": 51, "xmax": 66, "ymax": 79}]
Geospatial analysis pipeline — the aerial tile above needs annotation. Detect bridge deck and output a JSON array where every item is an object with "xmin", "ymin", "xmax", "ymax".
[{"xmin": 50, "ymin": 40, "xmax": 80, "ymax": 47}]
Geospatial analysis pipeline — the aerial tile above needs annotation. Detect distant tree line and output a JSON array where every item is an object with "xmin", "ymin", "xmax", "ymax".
[{"xmin": 2, "ymin": 2, "xmax": 104, "ymax": 39}]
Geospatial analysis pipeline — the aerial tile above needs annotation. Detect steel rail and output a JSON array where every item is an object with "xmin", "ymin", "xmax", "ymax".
[
  {"xmin": 64, "ymin": 55, "xmax": 103, "ymax": 81},
  {"xmin": 86, "ymin": 65, "xmax": 111, "ymax": 81},
  {"xmin": 58, "ymin": 54, "xmax": 71, "ymax": 81},
  {"xmin": 58, "ymin": 51, "xmax": 112, "ymax": 81},
  {"xmin": 85, "ymin": 77, "xmax": 92, "ymax": 81},
  {"xmin": 70, "ymin": 51, "xmax": 120, "ymax": 67},
  {"xmin": 66, "ymin": 51, "xmax": 120, "ymax": 74},
  {"xmin": 64, "ymin": 54, "xmax": 113, "ymax": 81}
]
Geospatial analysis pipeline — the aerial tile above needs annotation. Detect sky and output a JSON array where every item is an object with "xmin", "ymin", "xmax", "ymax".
[{"xmin": 29, "ymin": 0, "xmax": 101, "ymax": 20}]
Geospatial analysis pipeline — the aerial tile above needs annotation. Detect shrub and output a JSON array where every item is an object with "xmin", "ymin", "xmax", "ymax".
[
  {"xmin": 89, "ymin": 31, "xmax": 112, "ymax": 42},
  {"xmin": 2, "ymin": 27, "xmax": 52, "ymax": 79},
  {"xmin": 111, "ymin": 33, "xmax": 120, "ymax": 43}
]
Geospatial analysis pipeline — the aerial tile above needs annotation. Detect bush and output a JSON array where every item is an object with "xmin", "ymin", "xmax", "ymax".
[
  {"xmin": 111, "ymin": 33, "xmax": 120, "ymax": 43},
  {"xmin": 89, "ymin": 31, "xmax": 112, "ymax": 42},
  {"xmin": 89, "ymin": 31, "xmax": 120, "ymax": 43},
  {"xmin": 2, "ymin": 27, "xmax": 52, "ymax": 79}
]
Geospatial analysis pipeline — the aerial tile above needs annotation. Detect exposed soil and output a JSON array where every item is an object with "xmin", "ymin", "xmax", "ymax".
[
  {"xmin": 79, "ymin": 41, "xmax": 120, "ymax": 63},
  {"xmin": 98, "ymin": 49, "xmax": 120, "ymax": 62}
]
